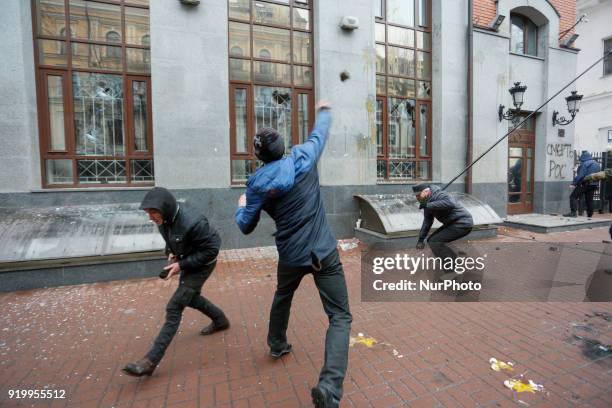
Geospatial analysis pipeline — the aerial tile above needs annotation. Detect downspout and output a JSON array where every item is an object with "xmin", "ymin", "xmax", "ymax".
[{"xmin": 466, "ymin": 0, "xmax": 474, "ymax": 194}]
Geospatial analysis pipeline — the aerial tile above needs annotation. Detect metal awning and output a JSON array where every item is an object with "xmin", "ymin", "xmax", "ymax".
[{"xmin": 354, "ymin": 193, "xmax": 502, "ymax": 235}]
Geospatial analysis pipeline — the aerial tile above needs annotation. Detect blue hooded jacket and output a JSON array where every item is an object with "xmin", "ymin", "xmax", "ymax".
[
  {"xmin": 235, "ymin": 110, "xmax": 336, "ymax": 266},
  {"xmin": 574, "ymin": 152, "xmax": 601, "ymax": 186}
]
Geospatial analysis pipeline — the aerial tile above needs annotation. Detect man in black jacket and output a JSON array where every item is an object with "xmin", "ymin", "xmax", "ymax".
[
  {"xmin": 122, "ymin": 187, "xmax": 229, "ymax": 377},
  {"xmin": 414, "ymin": 184, "xmax": 474, "ymax": 273}
]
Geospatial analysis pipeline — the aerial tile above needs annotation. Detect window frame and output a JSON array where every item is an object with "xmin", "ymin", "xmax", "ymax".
[
  {"xmin": 375, "ymin": 0, "xmax": 432, "ymax": 182},
  {"xmin": 228, "ymin": 0, "xmax": 315, "ymax": 185},
  {"xmin": 604, "ymin": 37, "xmax": 612, "ymax": 77},
  {"xmin": 510, "ymin": 13, "xmax": 538, "ymax": 57},
  {"xmin": 32, "ymin": 0, "xmax": 153, "ymax": 188}
]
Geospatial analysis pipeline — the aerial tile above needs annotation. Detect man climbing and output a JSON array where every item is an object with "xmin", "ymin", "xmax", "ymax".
[
  {"xmin": 235, "ymin": 100, "xmax": 352, "ymax": 408},
  {"xmin": 414, "ymin": 184, "xmax": 474, "ymax": 276},
  {"xmin": 565, "ymin": 151, "xmax": 601, "ymax": 218}
]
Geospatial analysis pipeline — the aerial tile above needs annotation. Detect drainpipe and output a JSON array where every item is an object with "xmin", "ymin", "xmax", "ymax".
[{"xmin": 466, "ymin": 0, "xmax": 474, "ymax": 194}]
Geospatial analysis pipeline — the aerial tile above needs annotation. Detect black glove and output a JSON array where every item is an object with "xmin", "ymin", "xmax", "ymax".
[
  {"xmin": 419, "ymin": 202, "xmax": 426, "ymax": 210},
  {"xmin": 416, "ymin": 240, "xmax": 425, "ymax": 250}
]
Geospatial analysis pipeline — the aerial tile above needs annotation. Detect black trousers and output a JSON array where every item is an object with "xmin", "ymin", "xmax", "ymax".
[
  {"xmin": 146, "ymin": 262, "xmax": 226, "ymax": 365},
  {"xmin": 570, "ymin": 184, "xmax": 597, "ymax": 217},
  {"xmin": 427, "ymin": 223, "xmax": 473, "ymax": 271},
  {"xmin": 267, "ymin": 249, "xmax": 352, "ymax": 406}
]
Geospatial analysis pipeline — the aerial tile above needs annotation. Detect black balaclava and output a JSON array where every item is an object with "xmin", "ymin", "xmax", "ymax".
[{"xmin": 254, "ymin": 127, "xmax": 285, "ymax": 163}]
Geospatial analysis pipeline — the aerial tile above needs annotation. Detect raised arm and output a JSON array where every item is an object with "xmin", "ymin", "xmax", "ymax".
[{"xmin": 292, "ymin": 101, "xmax": 332, "ymax": 178}]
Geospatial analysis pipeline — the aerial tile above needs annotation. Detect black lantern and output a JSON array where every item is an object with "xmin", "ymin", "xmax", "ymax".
[
  {"xmin": 499, "ymin": 82, "xmax": 528, "ymax": 122},
  {"xmin": 552, "ymin": 90, "xmax": 583, "ymax": 126}
]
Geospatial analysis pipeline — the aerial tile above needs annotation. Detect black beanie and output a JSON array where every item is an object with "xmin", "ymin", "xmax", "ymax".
[
  {"xmin": 412, "ymin": 183, "xmax": 430, "ymax": 193},
  {"xmin": 254, "ymin": 127, "xmax": 285, "ymax": 163}
]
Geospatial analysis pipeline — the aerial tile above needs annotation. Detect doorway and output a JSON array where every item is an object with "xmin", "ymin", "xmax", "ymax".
[{"xmin": 507, "ymin": 116, "xmax": 535, "ymax": 214}]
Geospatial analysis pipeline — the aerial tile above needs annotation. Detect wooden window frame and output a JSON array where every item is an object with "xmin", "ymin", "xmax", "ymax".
[
  {"xmin": 228, "ymin": 0, "xmax": 314, "ymax": 185},
  {"xmin": 32, "ymin": 0, "xmax": 153, "ymax": 188},
  {"xmin": 375, "ymin": 0, "xmax": 432, "ymax": 182}
]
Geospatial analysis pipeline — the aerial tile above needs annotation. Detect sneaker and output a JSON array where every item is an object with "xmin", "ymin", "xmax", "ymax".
[
  {"xmin": 270, "ymin": 343, "xmax": 292, "ymax": 359},
  {"xmin": 563, "ymin": 212, "xmax": 577, "ymax": 218},
  {"xmin": 311, "ymin": 385, "xmax": 337, "ymax": 408}
]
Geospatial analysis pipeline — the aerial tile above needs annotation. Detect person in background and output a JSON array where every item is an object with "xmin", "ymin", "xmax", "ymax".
[
  {"xmin": 414, "ymin": 184, "xmax": 474, "ymax": 277},
  {"xmin": 565, "ymin": 151, "xmax": 601, "ymax": 218}
]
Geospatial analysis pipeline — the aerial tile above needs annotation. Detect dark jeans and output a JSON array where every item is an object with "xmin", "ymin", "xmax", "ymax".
[
  {"xmin": 267, "ymin": 249, "xmax": 352, "ymax": 405},
  {"xmin": 146, "ymin": 263, "xmax": 226, "ymax": 364},
  {"xmin": 428, "ymin": 223, "xmax": 473, "ymax": 271},
  {"xmin": 570, "ymin": 184, "xmax": 597, "ymax": 217}
]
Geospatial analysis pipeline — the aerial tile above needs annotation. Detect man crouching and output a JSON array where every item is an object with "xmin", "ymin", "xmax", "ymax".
[{"xmin": 122, "ymin": 187, "xmax": 229, "ymax": 377}]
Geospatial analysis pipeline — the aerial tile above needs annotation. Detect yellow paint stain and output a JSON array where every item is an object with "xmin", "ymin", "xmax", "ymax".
[
  {"xmin": 489, "ymin": 357, "xmax": 514, "ymax": 372},
  {"xmin": 350, "ymin": 334, "xmax": 378, "ymax": 348},
  {"xmin": 504, "ymin": 379, "xmax": 544, "ymax": 394}
]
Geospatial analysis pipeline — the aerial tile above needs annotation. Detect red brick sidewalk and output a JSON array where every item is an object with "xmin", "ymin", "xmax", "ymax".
[{"xmin": 0, "ymin": 230, "xmax": 610, "ymax": 408}]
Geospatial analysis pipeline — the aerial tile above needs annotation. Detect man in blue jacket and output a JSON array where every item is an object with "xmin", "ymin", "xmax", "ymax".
[
  {"xmin": 565, "ymin": 151, "xmax": 601, "ymax": 217},
  {"xmin": 235, "ymin": 101, "xmax": 351, "ymax": 408}
]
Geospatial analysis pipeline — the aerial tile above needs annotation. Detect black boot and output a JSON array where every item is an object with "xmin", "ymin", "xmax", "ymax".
[
  {"xmin": 122, "ymin": 358, "xmax": 156, "ymax": 377},
  {"xmin": 311, "ymin": 385, "xmax": 337, "ymax": 408},
  {"xmin": 200, "ymin": 316, "xmax": 230, "ymax": 335},
  {"xmin": 270, "ymin": 343, "xmax": 292, "ymax": 359}
]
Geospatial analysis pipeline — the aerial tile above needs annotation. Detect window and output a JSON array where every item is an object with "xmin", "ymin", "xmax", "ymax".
[
  {"xmin": 375, "ymin": 0, "xmax": 432, "ymax": 181},
  {"xmin": 608, "ymin": 129, "xmax": 612, "ymax": 144},
  {"xmin": 604, "ymin": 38, "xmax": 612, "ymax": 76},
  {"xmin": 228, "ymin": 0, "xmax": 313, "ymax": 184},
  {"xmin": 510, "ymin": 13, "xmax": 538, "ymax": 56},
  {"xmin": 34, "ymin": 0, "xmax": 153, "ymax": 187}
]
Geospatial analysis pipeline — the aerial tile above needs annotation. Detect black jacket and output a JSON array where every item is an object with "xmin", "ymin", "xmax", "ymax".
[
  {"xmin": 140, "ymin": 188, "xmax": 221, "ymax": 275},
  {"xmin": 419, "ymin": 186, "xmax": 473, "ymax": 241}
]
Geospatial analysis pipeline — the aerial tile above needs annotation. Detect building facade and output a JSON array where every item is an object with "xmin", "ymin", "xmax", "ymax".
[
  {"xmin": 573, "ymin": 0, "xmax": 612, "ymax": 154},
  {"xmin": 1, "ymin": 0, "xmax": 579, "ymax": 249}
]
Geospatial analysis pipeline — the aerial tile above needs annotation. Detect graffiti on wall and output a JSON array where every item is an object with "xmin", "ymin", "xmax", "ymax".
[{"xmin": 546, "ymin": 143, "xmax": 573, "ymax": 179}]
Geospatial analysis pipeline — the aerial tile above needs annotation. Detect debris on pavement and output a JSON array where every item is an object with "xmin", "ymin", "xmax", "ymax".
[
  {"xmin": 489, "ymin": 357, "xmax": 514, "ymax": 372},
  {"xmin": 504, "ymin": 378, "xmax": 544, "ymax": 393},
  {"xmin": 350, "ymin": 333, "xmax": 378, "ymax": 348}
]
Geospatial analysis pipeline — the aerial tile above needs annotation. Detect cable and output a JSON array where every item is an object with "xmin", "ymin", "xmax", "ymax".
[{"xmin": 442, "ymin": 49, "xmax": 612, "ymax": 191}]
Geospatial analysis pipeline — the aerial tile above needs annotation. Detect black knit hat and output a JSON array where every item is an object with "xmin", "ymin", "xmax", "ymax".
[
  {"xmin": 254, "ymin": 127, "xmax": 285, "ymax": 163},
  {"xmin": 412, "ymin": 183, "xmax": 430, "ymax": 193}
]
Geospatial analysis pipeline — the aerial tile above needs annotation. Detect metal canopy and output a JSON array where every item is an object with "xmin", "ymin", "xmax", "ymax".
[
  {"xmin": 0, "ymin": 204, "xmax": 164, "ymax": 264},
  {"xmin": 355, "ymin": 193, "xmax": 502, "ymax": 235}
]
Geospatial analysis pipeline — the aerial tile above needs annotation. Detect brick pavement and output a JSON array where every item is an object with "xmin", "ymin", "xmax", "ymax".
[{"xmin": 0, "ymin": 230, "xmax": 610, "ymax": 408}]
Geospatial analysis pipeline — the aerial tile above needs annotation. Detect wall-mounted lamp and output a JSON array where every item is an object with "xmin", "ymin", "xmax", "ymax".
[
  {"xmin": 552, "ymin": 91, "xmax": 583, "ymax": 126},
  {"xmin": 489, "ymin": 14, "xmax": 505, "ymax": 31},
  {"xmin": 179, "ymin": 0, "xmax": 200, "ymax": 5},
  {"xmin": 499, "ymin": 82, "xmax": 527, "ymax": 123}
]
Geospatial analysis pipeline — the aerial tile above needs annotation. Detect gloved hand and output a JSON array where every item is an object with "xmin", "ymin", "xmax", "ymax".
[
  {"xmin": 416, "ymin": 240, "xmax": 425, "ymax": 250},
  {"xmin": 419, "ymin": 202, "xmax": 426, "ymax": 210}
]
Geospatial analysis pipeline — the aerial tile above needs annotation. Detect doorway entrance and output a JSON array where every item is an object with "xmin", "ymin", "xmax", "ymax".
[{"xmin": 507, "ymin": 116, "xmax": 535, "ymax": 214}]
